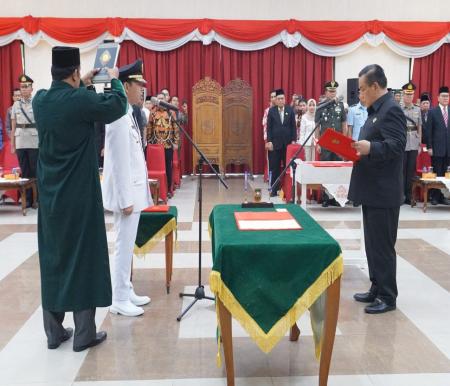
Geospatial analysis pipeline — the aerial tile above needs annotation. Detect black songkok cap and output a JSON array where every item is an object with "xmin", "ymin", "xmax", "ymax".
[{"xmin": 52, "ymin": 46, "xmax": 80, "ymax": 68}]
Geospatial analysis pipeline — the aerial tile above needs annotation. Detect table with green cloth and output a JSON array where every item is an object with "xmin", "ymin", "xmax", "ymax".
[
  {"xmin": 134, "ymin": 206, "xmax": 177, "ymax": 293},
  {"xmin": 209, "ymin": 204, "xmax": 343, "ymax": 386}
]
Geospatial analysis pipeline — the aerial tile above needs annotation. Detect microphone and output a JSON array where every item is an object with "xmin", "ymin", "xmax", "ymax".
[
  {"xmin": 316, "ymin": 96, "xmax": 344, "ymax": 110},
  {"xmin": 150, "ymin": 96, "xmax": 179, "ymax": 111}
]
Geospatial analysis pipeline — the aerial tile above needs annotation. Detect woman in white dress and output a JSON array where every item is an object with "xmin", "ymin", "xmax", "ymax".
[{"xmin": 298, "ymin": 99, "xmax": 317, "ymax": 161}]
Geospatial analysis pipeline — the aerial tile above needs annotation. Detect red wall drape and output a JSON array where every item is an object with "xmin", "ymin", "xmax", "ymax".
[
  {"xmin": 412, "ymin": 43, "xmax": 450, "ymax": 104},
  {"xmin": 118, "ymin": 40, "xmax": 332, "ymax": 173},
  {"xmin": 0, "ymin": 17, "xmax": 448, "ymax": 47},
  {"xmin": 0, "ymin": 40, "xmax": 22, "ymax": 165}
]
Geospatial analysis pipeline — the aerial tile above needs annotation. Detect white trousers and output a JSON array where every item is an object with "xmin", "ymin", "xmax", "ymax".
[{"xmin": 112, "ymin": 211, "xmax": 140, "ymax": 302}]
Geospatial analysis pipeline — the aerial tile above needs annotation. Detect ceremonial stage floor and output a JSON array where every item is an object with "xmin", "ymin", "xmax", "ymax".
[{"xmin": 1, "ymin": 175, "xmax": 450, "ymax": 386}]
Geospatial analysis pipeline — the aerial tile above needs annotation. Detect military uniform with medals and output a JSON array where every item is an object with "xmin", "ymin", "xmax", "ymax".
[{"xmin": 315, "ymin": 81, "xmax": 347, "ymax": 206}]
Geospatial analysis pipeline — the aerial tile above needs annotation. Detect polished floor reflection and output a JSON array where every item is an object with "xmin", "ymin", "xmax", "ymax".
[{"xmin": 0, "ymin": 175, "xmax": 450, "ymax": 386}]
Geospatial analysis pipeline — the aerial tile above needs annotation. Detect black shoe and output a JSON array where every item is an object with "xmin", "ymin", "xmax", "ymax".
[
  {"xmin": 321, "ymin": 200, "xmax": 329, "ymax": 207},
  {"xmin": 404, "ymin": 198, "xmax": 411, "ymax": 205},
  {"xmin": 73, "ymin": 331, "xmax": 107, "ymax": 352},
  {"xmin": 364, "ymin": 298, "xmax": 396, "ymax": 314},
  {"xmin": 431, "ymin": 199, "xmax": 439, "ymax": 206},
  {"xmin": 47, "ymin": 327, "xmax": 74, "ymax": 349},
  {"xmin": 329, "ymin": 199, "xmax": 340, "ymax": 207},
  {"xmin": 441, "ymin": 198, "xmax": 450, "ymax": 206},
  {"xmin": 269, "ymin": 192, "xmax": 278, "ymax": 197},
  {"xmin": 353, "ymin": 291, "xmax": 376, "ymax": 303}
]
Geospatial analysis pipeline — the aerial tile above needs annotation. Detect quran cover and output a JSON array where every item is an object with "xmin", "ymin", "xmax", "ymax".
[
  {"xmin": 92, "ymin": 42, "xmax": 120, "ymax": 84},
  {"xmin": 318, "ymin": 128, "xmax": 360, "ymax": 161},
  {"xmin": 234, "ymin": 211, "xmax": 302, "ymax": 231}
]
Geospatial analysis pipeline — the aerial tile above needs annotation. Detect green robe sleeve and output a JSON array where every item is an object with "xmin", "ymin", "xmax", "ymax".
[{"xmin": 80, "ymin": 78, "xmax": 128, "ymax": 124}]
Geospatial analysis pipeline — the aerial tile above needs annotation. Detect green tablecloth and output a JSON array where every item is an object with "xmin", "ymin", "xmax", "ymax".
[
  {"xmin": 134, "ymin": 206, "xmax": 178, "ymax": 255},
  {"xmin": 209, "ymin": 204, "xmax": 342, "ymax": 355}
]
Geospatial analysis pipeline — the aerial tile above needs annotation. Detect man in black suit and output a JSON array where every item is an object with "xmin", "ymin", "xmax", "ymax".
[
  {"xmin": 266, "ymin": 89, "xmax": 297, "ymax": 196},
  {"xmin": 349, "ymin": 64, "xmax": 406, "ymax": 314},
  {"xmin": 426, "ymin": 86, "xmax": 450, "ymax": 205}
]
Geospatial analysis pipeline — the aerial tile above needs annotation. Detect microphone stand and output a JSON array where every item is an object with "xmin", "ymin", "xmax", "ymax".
[
  {"xmin": 270, "ymin": 121, "xmax": 321, "ymax": 203},
  {"xmin": 161, "ymin": 107, "xmax": 229, "ymax": 322}
]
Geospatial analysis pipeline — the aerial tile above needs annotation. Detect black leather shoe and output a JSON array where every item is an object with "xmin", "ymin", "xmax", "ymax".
[
  {"xmin": 321, "ymin": 200, "xmax": 329, "ymax": 207},
  {"xmin": 441, "ymin": 198, "xmax": 450, "ymax": 206},
  {"xmin": 364, "ymin": 298, "xmax": 396, "ymax": 314},
  {"xmin": 404, "ymin": 198, "xmax": 411, "ymax": 205},
  {"xmin": 47, "ymin": 327, "xmax": 74, "ymax": 349},
  {"xmin": 431, "ymin": 199, "xmax": 439, "ymax": 205},
  {"xmin": 353, "ymin": 291, "xmax": 376, "ymax": 303},
  {"xmin": 73, "ymin": 331, "xmax": 107, "ymax": 352}
]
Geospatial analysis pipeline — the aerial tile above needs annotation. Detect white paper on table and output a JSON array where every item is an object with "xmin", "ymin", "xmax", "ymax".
[{"xmin": 237, "ymin": 219, "xmax": 301, "ymax": 230}]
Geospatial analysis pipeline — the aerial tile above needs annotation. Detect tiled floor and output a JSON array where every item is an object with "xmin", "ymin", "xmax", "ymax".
[{"xmin": 1, "ymin": 175, "xmax": 450, "ymax": 385}]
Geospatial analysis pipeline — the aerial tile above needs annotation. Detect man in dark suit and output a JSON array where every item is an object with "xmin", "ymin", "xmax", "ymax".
[
  {"xmin": 266, "ymin": 89, "xmax": 296, "ymax": 196},
  {"xmin": 426, "ymin": 86, "xmax": 450, "ymax": 205},
  {"xmin": 420, "ymin": 93, "xmax": 431, "ymax": 143},
  {"xmin": 349, "ymin": 64, "xmax": 406, "ymax": 314}
]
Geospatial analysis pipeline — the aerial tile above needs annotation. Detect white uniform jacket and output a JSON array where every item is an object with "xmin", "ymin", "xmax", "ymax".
[{"xmin": 102, "ymin": 105, "xmax": 152, "ymax": 213}]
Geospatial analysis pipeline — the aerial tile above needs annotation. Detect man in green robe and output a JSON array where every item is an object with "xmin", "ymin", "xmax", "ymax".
[{"xmin": 33, "ymin": 46, "xmax": 127, "ymax": 351}]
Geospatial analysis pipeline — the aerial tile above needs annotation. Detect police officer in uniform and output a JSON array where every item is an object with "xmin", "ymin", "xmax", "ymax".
[
  {"xmin": 315, "ymin": 80, "xmax": 348, "ymax": 207},
  {"xmin": 401, "ymin": 81, "xmax": 422, "ymax": 204},
  {"xmin": 10, "ymin": 74, "xmax": 38, "ymax": 206}
]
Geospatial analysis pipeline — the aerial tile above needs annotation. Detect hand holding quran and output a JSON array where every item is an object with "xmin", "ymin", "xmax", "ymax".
[{"xmin": 317, "ymin": 128, "xmax": 360, "ymax": 161}]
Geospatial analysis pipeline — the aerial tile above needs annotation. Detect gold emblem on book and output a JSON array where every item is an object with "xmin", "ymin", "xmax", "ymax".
[
  {"xmin": 100, "ymin": 50, "xmax": 112, "ymax": 66},
  {"xmin": 331, "ymin": 139, "xmax": 340, "ymax": 144}
]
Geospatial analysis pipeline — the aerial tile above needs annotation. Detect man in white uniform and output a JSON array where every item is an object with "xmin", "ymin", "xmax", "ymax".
[{"xmin": 102, "ymin": 60, "xmax": 153, "ymax": 317}]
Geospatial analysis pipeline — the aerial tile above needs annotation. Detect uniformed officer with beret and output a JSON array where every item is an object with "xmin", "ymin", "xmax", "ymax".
[
  {"xmin": 401, "ymin": 81, "xmax": 422, "ymax": 204},
  {"xmin": 315, "ymin": 80, "xmax": 348, "ymax": 206},
  {"xmin": 10, "ymin": 74, "xmax": 38, "ymax": 207}
]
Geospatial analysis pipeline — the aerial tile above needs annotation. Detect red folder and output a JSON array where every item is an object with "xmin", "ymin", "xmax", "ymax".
[
  {"xmin": 143, "ymin": 205, "xmax": 169, "ymax": 213},
  {"xmin": 317, "ymin": 128, "xmax": 360, "ymax": 161}
]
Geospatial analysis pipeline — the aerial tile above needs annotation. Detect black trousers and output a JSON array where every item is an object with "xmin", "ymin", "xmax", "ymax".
[
  {"xmin": 165, "ymin": 147, "xmax": 173, "ymax": 192},
  {"xmin": 268, "ymin": 145, "xmax": 287, "ymax": 193},
  {"xmin": 16, "ymin": 148, "xmax": 38, "ymax": 205},
  {"xmin": 430, "ymin": 156, "xmax": 450, "ymax": 202},
  {"xmin": 320, "ymin": 149, "xmax": 342, "ymax": 202},
  {"xmin": 362, "ymin": 205, "xmax": 400, "ymax": 305},
  {"xmin": 403, "ymin": 150, "xmax": 418, "ymax": 201},
  {"xmin": 43, "ymin": 308, "xmax": 96, "ymax": 349}
]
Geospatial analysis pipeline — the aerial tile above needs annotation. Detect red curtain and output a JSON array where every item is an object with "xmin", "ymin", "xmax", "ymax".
[
  {"xmin": 0, "ymin": 17, "xmax": 448, "ymax": 46},
  {"xmin": 412, "ymin": 43, "xmax": 450, "ymax": 104},
  {"xmin": 0, "ymin": 40, "xmax": 22, "ymax": 166},
  {"xmin": 118, "ymin": 40, "xmax": 332, "ymax": 174}
]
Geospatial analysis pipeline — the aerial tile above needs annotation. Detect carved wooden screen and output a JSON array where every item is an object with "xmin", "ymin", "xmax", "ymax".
[
  {"xmin": 192, "ymin": 77, "xmax": 223, "ymax": 173},
  {"xmin": 222, "ymin": 79, "xmax": 253, "ymax": 173}
]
